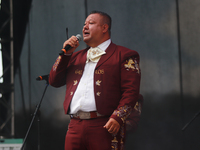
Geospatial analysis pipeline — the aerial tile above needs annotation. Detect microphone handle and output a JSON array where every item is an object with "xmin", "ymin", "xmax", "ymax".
[{"xmin": 59, "ymin": 45, "xmax": 71, "ymax": 55}]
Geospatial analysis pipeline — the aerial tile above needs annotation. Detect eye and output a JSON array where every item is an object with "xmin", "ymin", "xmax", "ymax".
[{"xmin": 89, "ymin": 21, "xmax": 95, "ymax": 24}]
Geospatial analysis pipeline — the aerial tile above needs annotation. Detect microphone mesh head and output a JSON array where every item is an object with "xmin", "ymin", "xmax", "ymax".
[{"xmin": 76, "ymin": 34, "xmax": 82, "ymax": 41}]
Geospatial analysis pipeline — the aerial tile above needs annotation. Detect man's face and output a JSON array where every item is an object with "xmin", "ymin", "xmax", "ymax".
[{"xmin": 82, "ymin": 13, "xmax": 104, "ymax": 47}]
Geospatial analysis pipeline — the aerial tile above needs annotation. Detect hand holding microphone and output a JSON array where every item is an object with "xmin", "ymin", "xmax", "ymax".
[{"xmin": 59, "ymin": 34, "xmax": 82, "ymax": 55}]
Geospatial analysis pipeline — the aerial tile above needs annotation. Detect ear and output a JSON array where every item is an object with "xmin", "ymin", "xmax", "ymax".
[{"xmin": 102, "ymin": 24, "xmax": 109, "ymax": 33}]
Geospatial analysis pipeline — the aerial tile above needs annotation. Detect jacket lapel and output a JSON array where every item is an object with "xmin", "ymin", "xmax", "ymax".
[{"xmin": 96, "ymin": 42, "xmax": 117, "ymax": 69}]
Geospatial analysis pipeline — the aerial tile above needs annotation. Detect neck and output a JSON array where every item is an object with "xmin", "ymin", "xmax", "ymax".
[{"xmin": 89, "ymin": 37, "xmax": 110, "ymax": 48}]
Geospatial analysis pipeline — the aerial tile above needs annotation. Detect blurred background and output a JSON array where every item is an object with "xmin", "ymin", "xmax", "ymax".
[{"xmin": 1, "ymin": 0, "xmax": 200, "ymax": 149}]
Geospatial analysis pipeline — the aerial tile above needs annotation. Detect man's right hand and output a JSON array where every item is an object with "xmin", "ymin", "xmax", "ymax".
[{"xmin": 63, "ymin": 35, "xmax": 80, "ymax": 54}]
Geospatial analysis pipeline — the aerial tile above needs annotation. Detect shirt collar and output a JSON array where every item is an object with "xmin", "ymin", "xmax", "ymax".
[{"xmin": 95, "ymin": 39, "xmax": 111, "ymax": 51}]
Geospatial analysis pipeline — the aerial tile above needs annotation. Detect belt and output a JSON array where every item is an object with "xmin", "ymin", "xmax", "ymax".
[{"xmin": 70, "ymin": 111, "xmax": 104, "ymax": 119}]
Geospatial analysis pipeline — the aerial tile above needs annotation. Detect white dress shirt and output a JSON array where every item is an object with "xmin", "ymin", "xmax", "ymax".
[{"xmin": 69, "ymin": 39, "xmax": 111, "ymax": 114}]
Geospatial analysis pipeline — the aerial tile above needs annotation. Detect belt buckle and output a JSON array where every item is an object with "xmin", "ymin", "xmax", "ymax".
[
  {"xmin": 72, "ymin": 111, "xmax": 101, "ymax": 119},
  {"xmin": 79, "ymin": 111, "xmax": 90, "ymax": 119}
]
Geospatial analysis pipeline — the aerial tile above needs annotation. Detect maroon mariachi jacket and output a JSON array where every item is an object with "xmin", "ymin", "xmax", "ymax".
[{"xmin": 49, "ymin": 42, "xmax": 141, "ymax": 126}]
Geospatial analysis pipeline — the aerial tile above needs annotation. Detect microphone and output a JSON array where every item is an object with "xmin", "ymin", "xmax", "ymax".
[
  {"xmin": 59, "ymin": 34, "xmax": 82, "ymax": 55},
  {"xmin": 36, "ymin": 74, "xmax": 49, "ymax": 81}
]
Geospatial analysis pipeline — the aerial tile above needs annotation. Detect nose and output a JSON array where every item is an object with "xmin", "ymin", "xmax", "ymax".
[{"xmin": 83, "ymin": 23, "xmax": 89, "ymax": 30}]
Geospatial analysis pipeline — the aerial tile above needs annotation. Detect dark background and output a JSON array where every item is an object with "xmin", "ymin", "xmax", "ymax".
[{"xmin": 2, "ymin": 0, "xmax": 200, "ymax": 149}]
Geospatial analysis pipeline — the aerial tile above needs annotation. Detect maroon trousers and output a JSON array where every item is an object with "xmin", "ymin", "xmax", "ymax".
[{"xmin": 65, "ymin": 117, "xmax": 126, "ymax": 150}]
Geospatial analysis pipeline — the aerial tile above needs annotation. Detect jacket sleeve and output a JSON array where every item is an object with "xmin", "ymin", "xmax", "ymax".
[
  {"xmin": 126, "ymin": 94, "xmax": 144, "ymax": 132},
  {"xmin": 110, "ymin": 50, "xmax": 141, "ymax": 126},
  {"xmin": 49, "ymin": 55, "xmax": 71, "ymax": 87}
]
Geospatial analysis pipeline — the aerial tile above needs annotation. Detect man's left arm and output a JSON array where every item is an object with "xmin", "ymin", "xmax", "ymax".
[{"xmin": 104, "ymin": 50, "xmax": 141, "ymax": 134}]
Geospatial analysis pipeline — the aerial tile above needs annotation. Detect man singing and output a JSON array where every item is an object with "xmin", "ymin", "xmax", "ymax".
[{"xmin": 49, "ymin": 10, "xmax": 141, "ymax": 150}]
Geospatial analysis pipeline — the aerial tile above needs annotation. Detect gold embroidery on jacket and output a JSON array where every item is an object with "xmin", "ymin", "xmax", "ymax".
[
  {"xmin": 120, "ymin": 124, "xmax": 125, "ymax": 150},
  {"xmin": 134, "ymin": 59, "xmax": 140, "ymax": 74},
  {"xmin": 111, "ymin": 136, "xmax": 118, "ymax": 150},
  {"xmin": 53, "ymin": 56, "xmax": 61, "ymax": 71},
  {"xmin": 111, "ymin": 124, "xmax": 126, "ymax": 150},
  {"xmin": 113, "ymin": 105, "xmax": 132, "ymax": 123},
  {"xmin": 124, "ymin": 58, "xmax": 135, "ymax": 71},
  {"xmin": 73, "ymin": 80, "xmax": 78, "ymax": 85},
  {"xmin": 95, "ymin": 69, "xmax": 104, "ymax": 74},
  {"xmin": 96, "ymin": 92, "xmax": 101, "ymax": 96},
  {"xmin": 96, "ymin": 80, "xmax": 102, "ymax": 86},
  {"xmin": 134, "ymin": 101, "xmax": 142, "ymax": 115},
  {"xmin": 75, "ymin": 69, "xmax": 83, "ymax": 75}
]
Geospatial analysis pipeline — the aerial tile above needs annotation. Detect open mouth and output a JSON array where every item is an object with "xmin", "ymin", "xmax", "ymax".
[{"xmin": 84, "ymin": 31, "xmax": 90, "ymax": 36}]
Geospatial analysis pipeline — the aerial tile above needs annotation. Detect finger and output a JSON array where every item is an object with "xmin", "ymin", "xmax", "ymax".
[
  {"xmin": 73, "ymin": 41, "xmax": 79, "ymax": 47},
  {"xmin": 103, "ymin": 123, "xmax": 109, "ymax": 129},
  {"xmin": 111, "ymin": 124, "xmax": 120, "ymax": 134},
  {"xmin": 113, "ymin": 127, "xmax": 120, "ymax": 135},
  {"xmin": 104, "ymin": 121, "xmax": 111, "ymax": 130},
  {"xmin": 108, "ymin": 125, "xmax": 115, "ymax": 133},
  {"xmin": 66, "ymin": 40, "xmax": 77, "ymax": 47},
  {"xmin": 110, "ymin": 126, "xmax": 119, "ymax": 134},
  {"xmin": 71, "ymin": 38, "xmax": 80, "ymax": 48},
  {"xmin": 63, "ymin": 36, "xmax": 77, "ymax": 48}
]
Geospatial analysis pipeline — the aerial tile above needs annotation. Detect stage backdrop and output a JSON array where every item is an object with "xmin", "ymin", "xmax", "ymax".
[{"xmin": 14, "ymin": 0, "xmax": 200, "ymax": 150}]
